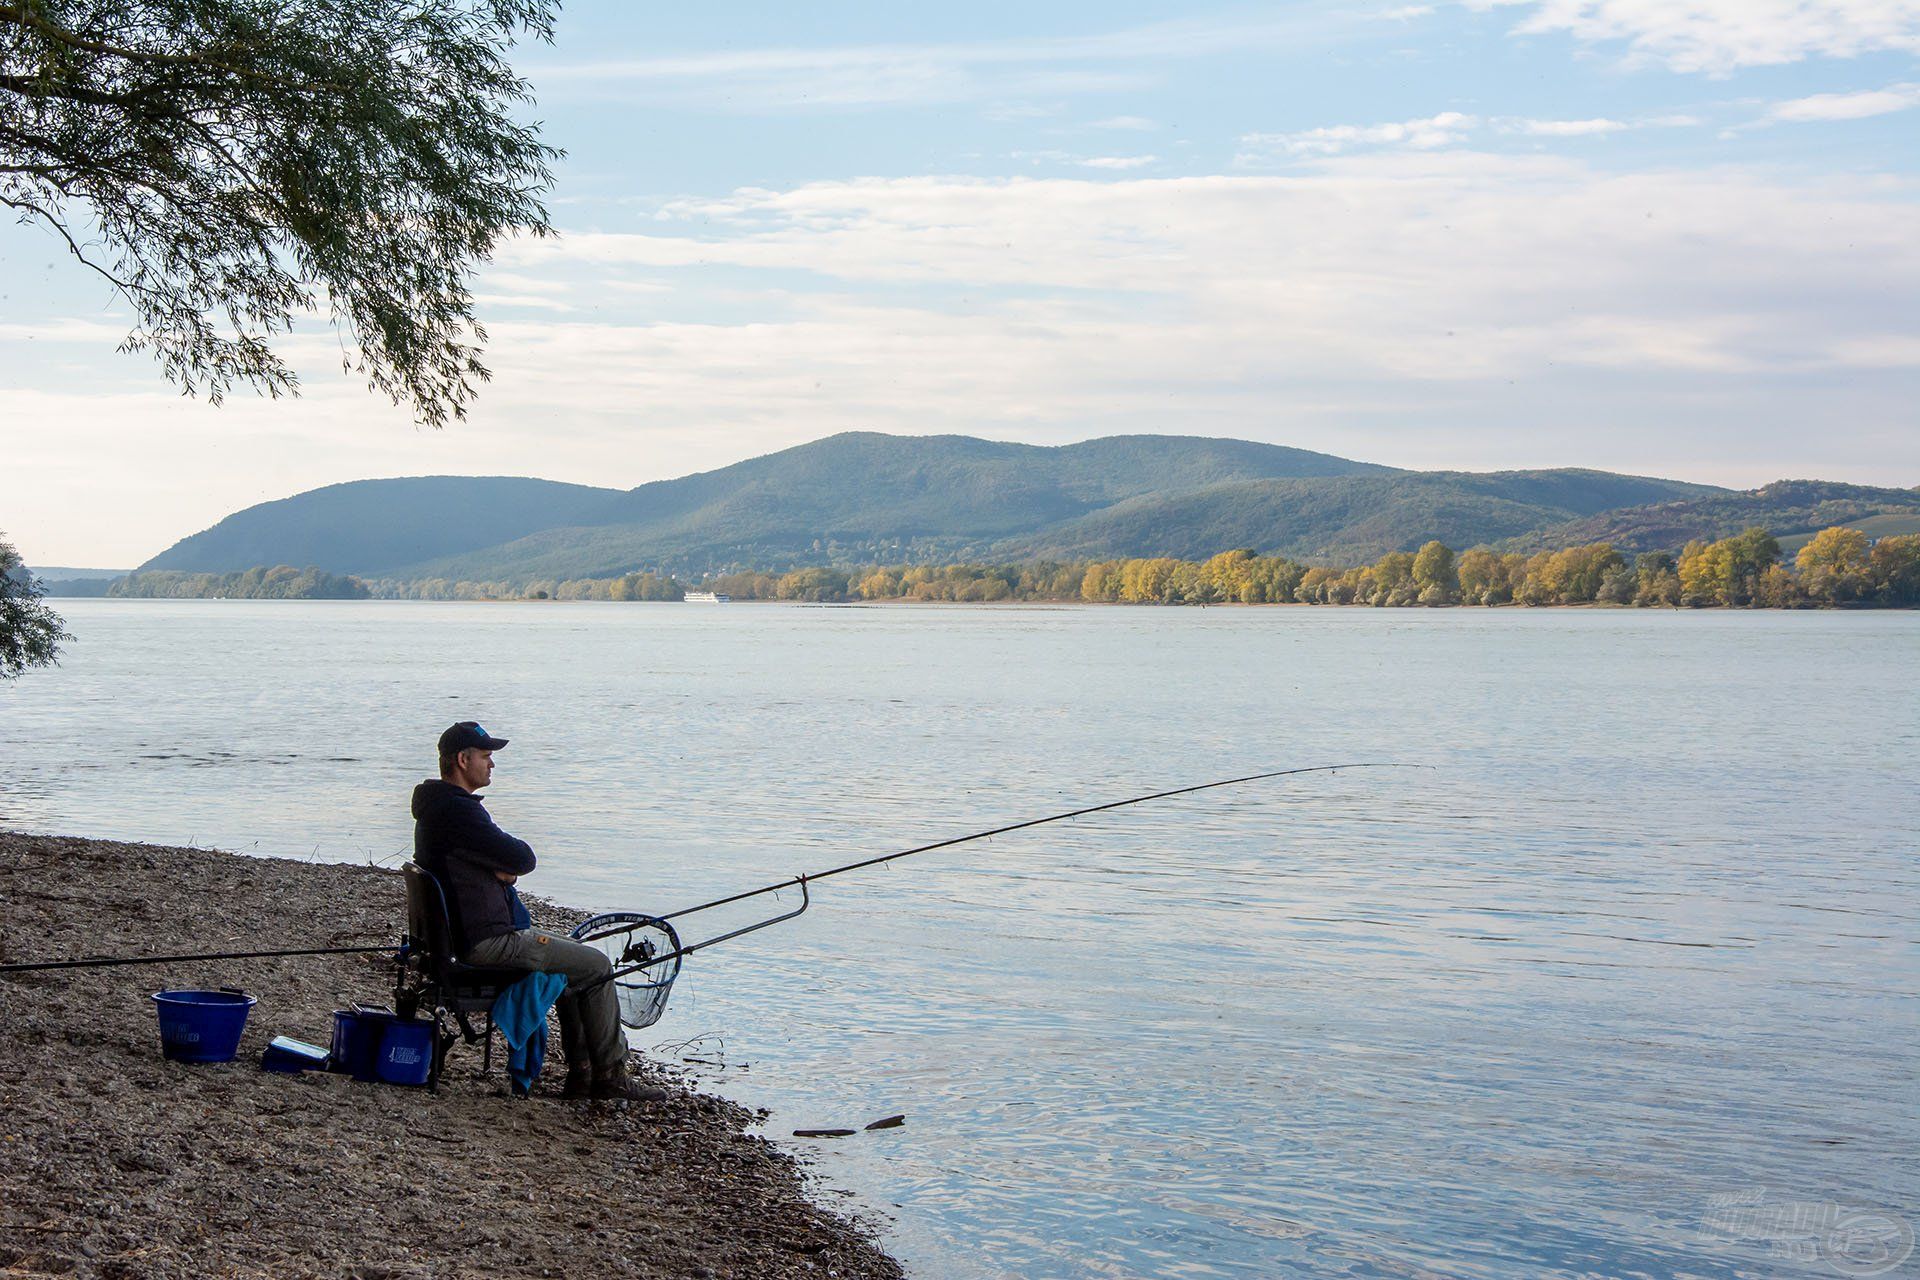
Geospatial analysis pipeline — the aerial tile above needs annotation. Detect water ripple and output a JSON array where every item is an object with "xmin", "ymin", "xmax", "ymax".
[{"xmin": 2, "ymin": 600, "xmax": 1915, "ymax": 1280}]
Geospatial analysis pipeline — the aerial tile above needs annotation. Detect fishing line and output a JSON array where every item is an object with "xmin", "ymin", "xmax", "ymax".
[
  {"xmin": 3, "ymin": 762, "xmax": 1420, "ymax": 981},
  {"xmin": 578, "ymin": 761, "xmax": 1422, "ymax": 984}
]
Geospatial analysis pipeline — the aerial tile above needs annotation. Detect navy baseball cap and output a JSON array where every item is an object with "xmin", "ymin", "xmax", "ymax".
[{"xmin": 439, "ymin": 721, "xmax": 509, "ymax": 754}]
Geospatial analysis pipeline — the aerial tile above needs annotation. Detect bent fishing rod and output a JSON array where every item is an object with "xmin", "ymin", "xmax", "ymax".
[
  {"xmin": 578, "ymin": 761, "xmax": 1421, "ymax": 986},
  {"xmin": 0, "ymin": 762, "xmax": 1417, "ymax": 980}
]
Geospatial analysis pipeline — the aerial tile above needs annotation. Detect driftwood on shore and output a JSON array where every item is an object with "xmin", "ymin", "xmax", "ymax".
[{"xmin": 0, "ymin": 832, "xmax": 905, "ymax": 1280}]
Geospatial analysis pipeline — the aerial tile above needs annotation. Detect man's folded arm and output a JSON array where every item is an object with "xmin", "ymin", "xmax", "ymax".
[{"xmin": 444, "ymin": 804, "xmax": 537, "ymax": 875}]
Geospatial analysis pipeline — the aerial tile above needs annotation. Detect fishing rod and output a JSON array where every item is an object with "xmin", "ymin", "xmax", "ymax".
[
  {"xmin": 579, "ymin": 761, "xmax": 1419, "ymax": 985},
  {"xmin": 2, "ymin": 763, "xmax": 1414, "ymax": 983},
  {"xmin": 0, "ymin": 942, "xmax": 396, "ymax": 976}
]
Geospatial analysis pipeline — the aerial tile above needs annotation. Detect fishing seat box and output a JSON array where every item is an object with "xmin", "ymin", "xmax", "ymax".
[{"xmin": 330, "ymin": 1004, "xmax": 435, "ymax": 1087}]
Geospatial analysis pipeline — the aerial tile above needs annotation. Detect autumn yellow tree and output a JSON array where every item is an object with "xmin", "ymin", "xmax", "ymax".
[
  {"xmin": 857, "ymin": 569, "xmax": 901, "ymax": 599},
  {"xmin": 1676, "ymin": 540, "xmax": 1717, "ymax": 605},
  {"xmin": 1796, "ymin": 527, "xmax": 1872, "ymax": 603},
  {"xmin": 1369, "ymin": 552, "xmax": 1416, "ymax": 606},
  {"xmin": 1200, "ymin": 550, "xmax": 1254, "ymax": 603},
  {"xmin": 1293, "ymin": 566, "xmax": 1336, "ymax": 603},
  {"xmin": 1679, "ymin": 529, "xmax": 1778, "ymax": 606},
  {"xmin": 1870, "ymin": 535, "xmax": 1920, "ymax": 604},
  {"xmin": 1411, "ymin": 541, "xmax": 1458, "ymax": 605},
  {"xmin": 1118, "ymin": 558, "xmax": 1179, "ymax": 603},
  {"xmin": 1536, "ymin": 544, "xmax": 1623, "ymax": 604},
  {"xmin": 1454, "ymin": 550, "xmax": 1498, "ymax": 604},
  {"xmin": 1513, "ymin": 552, "xmax": 1555, "ymax": 605},
  {"xmin": 1080, "ymin": 562, "xmax": 1120, "ymax": 602}
]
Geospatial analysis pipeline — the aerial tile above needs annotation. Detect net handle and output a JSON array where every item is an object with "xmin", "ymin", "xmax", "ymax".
[{"xmin": 581, "ymin": 878, "xmax": 811, "ymax": 994}]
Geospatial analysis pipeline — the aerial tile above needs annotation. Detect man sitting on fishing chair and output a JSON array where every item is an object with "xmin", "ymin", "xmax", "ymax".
[{"xmin": 412, "ymin": 721, "xmax": 664, "ymax": 1102}]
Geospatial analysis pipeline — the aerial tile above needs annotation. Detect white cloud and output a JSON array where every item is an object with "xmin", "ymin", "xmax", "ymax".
[
  {"xmin": 1764, "ymin": 82, "xmax": 1920, "ymax": 121},
  {"xmin": 10, "ymin": 155, "xmax": 1919, "ymax": 563},
  {"xmin": 1240, "ymin": 112, "xmax": 1477, "ymax": 158},
  {"xmin": 1468, "ymin": 0, "xmax": 1920, "ymax": 73},
  {"xmin": 424, "ymin": 159, "xmax": 1920, "ymax": 414},
  {"xmin": 472, "ymin": 293, "xmax": 576, "ymax": 313},
  {"xmin": 479, "ymin": 271, "xmax": 575, "ymax": 296},
  {"xmin": 474, "ymin": 159, "xmax": 1920, "ymax": 461},
  {"xmin": 1505, "ymin": 117, "xmax": 1631, "ymax": 136},
  {"xmin": 1237, "ymin": 112, "xmax": 1702, "ymax": 163},
  {"xmin": 1089, "ymin": 115, "xmax": 1157, "ymax": 131},
  {"xmin": 1498, "ymin": 114, "xmax": 1702, "ymax": 136},
  {"xmin": 0, "ymin": 317, "xmax": 133, "ymax": 343},
  {"xmin": 1008, "ymin": 150, "xmax": 1159, "ymax": 169}
]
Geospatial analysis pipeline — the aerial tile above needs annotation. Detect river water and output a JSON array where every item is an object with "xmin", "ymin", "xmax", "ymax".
[{"xmin": 2, "ymin": 601, "xmax": 1914, "ymax": 1279}]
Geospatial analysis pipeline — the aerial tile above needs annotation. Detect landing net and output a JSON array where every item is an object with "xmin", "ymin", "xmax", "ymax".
[{"xmin": 570, "ymin": 912, "xmax": 682, "ymax": 1029}]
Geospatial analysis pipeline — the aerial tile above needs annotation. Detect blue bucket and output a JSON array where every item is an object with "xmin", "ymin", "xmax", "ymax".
[
  {"xmin": 151, "ymin": 989, "xmax": 258, "ymax": 1063},
  {"xmin": 330, "ymin": 1006, "xmax": 391, "ymax": 1082},
  {"xmin": 330, "ymin": 1006, "xmax": 435, "ymax": 1086},
  {"xmin": 376, "ymin": 1019, "xmax": 435, "ymax": 1087}
]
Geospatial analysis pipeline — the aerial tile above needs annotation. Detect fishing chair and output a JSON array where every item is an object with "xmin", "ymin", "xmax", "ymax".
[{"xmin": 395, "ymin": 862, "xmax": 525, "ymax": 1091}]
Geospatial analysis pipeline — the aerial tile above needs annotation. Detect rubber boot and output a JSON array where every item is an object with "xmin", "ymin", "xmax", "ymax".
[{"xmin": 591, "ymin": 1067, "xmax": 669, "ymax": 1103}]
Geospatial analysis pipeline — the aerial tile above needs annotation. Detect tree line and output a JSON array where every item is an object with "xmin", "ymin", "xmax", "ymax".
[
  {"xmin": 362, "ymin": 571, "xmax": 682, "ymax": 602},
  {"xmin": 693, "ymin": 529, "xmax": 1920, "ymax": 608},
  {"xmin": 1277, "ymin": 528, "xmax": 1919, "ymax": 608},
  {"xmin": 83, "ymin": 526, "xmax": 1920, "ymax": 608},
  {"xmin": 108, "ymin": 567, "xmax": 370, "ymax": 600}
]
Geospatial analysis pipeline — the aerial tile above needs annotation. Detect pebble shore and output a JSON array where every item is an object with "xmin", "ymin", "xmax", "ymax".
[{"xmin": 0, "ymin": 832, "xmax": 906, "ymax": 1280}]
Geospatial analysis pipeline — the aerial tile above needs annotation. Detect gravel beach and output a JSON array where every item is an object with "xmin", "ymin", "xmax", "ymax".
[{"xmin": 0, "ymin": 832, "xmax": 907, "ymax": 1280}]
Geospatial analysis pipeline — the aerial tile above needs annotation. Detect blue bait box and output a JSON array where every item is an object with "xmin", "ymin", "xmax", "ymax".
[{"xmin": 261, "ymin": 1036, "xmax": 331, "ymax": 1073}]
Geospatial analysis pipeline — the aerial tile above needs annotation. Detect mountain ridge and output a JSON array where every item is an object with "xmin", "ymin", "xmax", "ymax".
[
  {"xmin": 146, "ymin": 475, "xmax": 626, "ymax": 576},
  {"xmin": 134, "ymin": 431, "xmax": 1907, "ymax": 580},
  {"xmin": 1505, "ymin": 479, "xmax": 1920, "ymax": 554}
]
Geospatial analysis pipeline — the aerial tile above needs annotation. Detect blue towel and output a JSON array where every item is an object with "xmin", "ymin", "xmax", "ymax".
[
  {"xmin": 493, "ymin": 970, "xmax": 567, "ymax": 1095},
  {"xmin": 507, "ymin": 884, "xmax": 532, "ymax": 930}
]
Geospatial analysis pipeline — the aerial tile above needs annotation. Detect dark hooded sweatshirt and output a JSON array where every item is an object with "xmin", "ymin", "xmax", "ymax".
[{"xmin": 411, "ymin": 779, "xmax": 537, "ymax": 956}]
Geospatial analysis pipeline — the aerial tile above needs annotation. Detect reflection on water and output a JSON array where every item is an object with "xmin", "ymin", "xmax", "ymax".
[{"xmin": 2, "ymin": 601, "xmax": 1916, "ymax": 1279}]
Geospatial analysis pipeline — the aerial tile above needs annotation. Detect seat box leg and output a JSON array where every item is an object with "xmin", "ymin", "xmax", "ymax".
[{"xmin": 429, "ymin": 1012, "xmax": 455, "ymax": 1093}]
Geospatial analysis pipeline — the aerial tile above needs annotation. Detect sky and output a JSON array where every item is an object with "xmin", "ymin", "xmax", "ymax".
[{"xmin": 3, "ymin": 0, "xmax": 1918, "ymax": 567}]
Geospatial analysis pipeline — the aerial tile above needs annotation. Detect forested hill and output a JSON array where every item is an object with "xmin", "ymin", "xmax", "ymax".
[
  {"xmin": 143, "ymin": 476, "xmax": 626, "ymax": 575},
  {"xmin": 1510, "ymin": 480, "xmax": 1920, "ymax": 554},
  {"xmin": 997, "ymin": 469, "xmax": 1721, "ymax": 566},
  {"xmin": 142, "ymin": 433, "xmax": 1395, "ymax": 576},
  {"xmin": 393, "ymin": 433, "xmax": 1407, "ymax": 580},
  {"xmin": 140, "ymin": 431, "xmax": 1734, "ymax": 578}
]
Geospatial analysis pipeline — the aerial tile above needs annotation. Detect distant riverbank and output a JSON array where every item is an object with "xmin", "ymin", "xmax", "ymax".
[
  {"xmin": 54, "ymin": 523, "xmax": 1920, "ymax": 609},
  {"xmin": 0, "ymin": 832, "xmax": 904, "ymax": 1280}
]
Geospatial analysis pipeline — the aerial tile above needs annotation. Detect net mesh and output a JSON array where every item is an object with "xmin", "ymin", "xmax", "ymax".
[{"xmin": 571, "ymin": 912, "xmax": 683, "ymax": 1030}]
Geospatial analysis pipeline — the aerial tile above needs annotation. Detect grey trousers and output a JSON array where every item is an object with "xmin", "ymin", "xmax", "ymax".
[{"xmin": 465, "ymin": 928, "xmax": 628, "ymax": 1074}]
